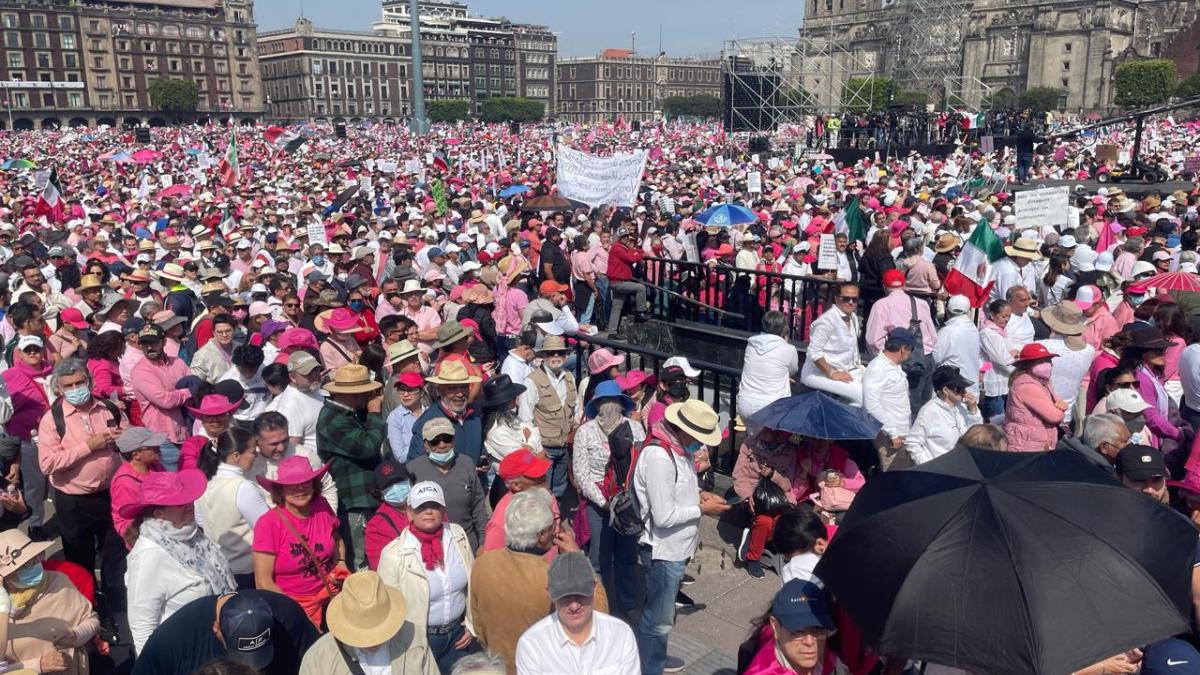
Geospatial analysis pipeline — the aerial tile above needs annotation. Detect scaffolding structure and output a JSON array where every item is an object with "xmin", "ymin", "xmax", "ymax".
[
  {"xmin": 891, "ymin": 0, "xmax": 974, "ymax": 104},
  {"xmin": 720, "ymin": 38, "xmax": 808, "ymax": 134}
]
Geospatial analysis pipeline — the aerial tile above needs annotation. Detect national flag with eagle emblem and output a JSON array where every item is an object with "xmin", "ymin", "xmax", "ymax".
[
  {"xmin": 944, "ymin": 218, "xmax": 1005, "ymax": 307},
  {"xmin": 217, "ymin": 126, "xmax": 238, "ymax": 187}
]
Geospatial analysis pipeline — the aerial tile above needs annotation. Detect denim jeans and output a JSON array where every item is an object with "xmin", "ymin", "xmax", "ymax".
[
  {"xmin": 158, "ymin": 441, "xmax": 181, "ymax": 473},
  {"xmin": 638, "ymin": 545, "xmax": 688, "ymax": 675},
  {"xmin": 595, "ymin": 274, "xmax": 611, "ymax": 330},
  {"xmin": 585, "ymin": 501, "xmax": 637, "ymax": 612},
  {"xmin": 544, "ymin": 445, "xmax": 569, "ymax": 498},
  {"xmin": 426, "ymin": 622, "xmax": 477, "ymax": 674}
]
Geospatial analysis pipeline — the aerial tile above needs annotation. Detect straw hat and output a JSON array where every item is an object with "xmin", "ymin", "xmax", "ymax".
[
  {"xmin": 325, "ymin": 571, "xmax": 409, "ymax": 649},
  {"xmin": 1041, "ymin": 302, "xmax": 1085, "ymax": 337},
  {"xmin": 324, "ymin": 364, "xmax": 383, "ymax": 395},
  {"xmin": 0, "ymin": 529, "xmax": 52, "ymax": 579},
  {"xmin": 78, "ymin": 274, "xmax": 103, "ymax": 291},
  {"xmin": 426, "ymin": 360, "xmax": 482, "ymax": 386},
  {"xmin": 386, "ymin": 340, "xmax": 420, "ymax": 367},
  {"xmin": 664, "ymin": 400, "xmax": 722, "ymax": 446},
  {"xmin": 934, "ymin": 233, "xmax": 960, "ymax": 253},
  {"xmin": 1005, "ymin": 237, "xmax": 1043, "ymax": 261},
  {"xmin": 432, "ymin": 320, "xmax": 472, "ymax": 349}
]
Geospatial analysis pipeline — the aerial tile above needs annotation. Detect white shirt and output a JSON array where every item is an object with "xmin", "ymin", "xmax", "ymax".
[
  {"xmin": 516, "ymin": 611, "xmax": 640, "ymax": 675},
  {"xmin": 781, "ymin": 552, "xmax": 822, "ymax": 586},
  {"xmin": 1007, "ymin": 311, "xmax": 1035, "ymax": 346},
  {"xmin": 980, "ymin": 326, "xmax": 1016, "ymax": 397},
  {"xmin": 933, "ymin": 316, "xmax": 982, "ymax": 395},
  {"xmin": 801, "ymin": 306, "xmax": 861, "ymax": 377},
  {"xmin": 265, "ymin": 385, "xmax": 325, "ymax": 450},
  {"xmin": 1179, "ymin": 344, "xmax": 1200, "ymax": 413},
  {"xmin": 217, "ymin": 366, "xmax": 271, "ymax": 422},
  {"xmin": 634, "ymin": 444, "xmax": 700, "ymax": 562},
  {"xmin": 521, "ymin": 364, "xmax": 571, "ymax": 426},
  {"xmin": 737, "ymin": 334, "xmax": 799, "ymax": 420},
  {"xmin": 1037, "ymin": 338, "xmax": 1095, "ymax": 425},
  {"xmin": 126, "ymin": 534, "xmax": 218, "ymax": 654},
  {"xmin": 398, "ymin": 528, "xmax": 468, "ymax": 627},
  {"xmin": 350, "ymin": 645, "xmax": 392, "ymax": 675},
  {"xmin": 989, "ymin": 258, "xmax": 1040, "ymax": 303},
  {"xmin": 863, "ymin": 355, "xmax": 910, "ymax": 438},
  {"xmin": 906, "ymin": 397, "xmax": 983, "ymax": 465}
]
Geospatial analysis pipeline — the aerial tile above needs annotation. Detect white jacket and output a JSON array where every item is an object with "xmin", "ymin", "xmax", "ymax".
[
  {"xmin": 377, "ymin": 522, "xmax": 476, "ymax": 634},
  {"xmin": 125, "ymin": 534, "xmax": 217, "ymax": 654},
  {"xmin": 933, "ymin": 316, "xmax": 982, "ymax": 395},
  {"xmin": 906, "ymin": 397, "xmax": 983, "ymax": 465},
  {"xmin": 737, "ymin": 334, "xmax": 799, "ymax": 420},
  {"xmin": 863, "ymin": 355, "xmax": 910, "ymax": 438}
]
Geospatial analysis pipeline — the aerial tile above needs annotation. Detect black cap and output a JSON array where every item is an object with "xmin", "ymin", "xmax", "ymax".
[
  {"xmin": 374, "ymin": 458, "xmax": 411, "ymax": 491},
  {"xmin": 1116, "ymin": 444, "xmax": 1167, "ymax": 480},
  {"xmin": 121, "ymin": 316, "xmax": 146, "ymax": 337},
  {"xmin": 204, "ymin": 293, "xmax": 234, "ymax": 308},
  {"xmin": 931, "ymin": 365, "xmax": 972, "ymax": 392},
  {"xmin": 219, "ymin": 593, "xmax": 275, "ymax": 670}
]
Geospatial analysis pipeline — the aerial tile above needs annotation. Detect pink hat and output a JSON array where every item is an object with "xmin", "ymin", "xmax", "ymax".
[
  {"xmin": 248, "ymin": 301, "xmax": 272, "ymax": 318},
  {"xmin": 322, "ymin": 307, "xmax": 359, "ymax": 333},
  {"xmin": 587, "ymin": 348, "xmax": 626, "ymax": 375},
  {"xmin": 1169, "ymin": 472, "xmax": 1200, "ymax": 497},
  {"xmin": 616, "ymin": 369, "xmax": 655, "ymax": 391},
  {"xmin": 278, "ymin": 327, "xmax": 319, "ymax": 352},
  {"xmin": 255, "ymin": 456, "xmax": 330, "ymax": 491},
  {"xmin": 58, "ymin": 307, "xmax": 88, "ymax": 330},
  {"xmin": 187, "ymin": 393, "xmax": 242, "ymax": 418},
  {"xmin": 424, "ymin": 269, "xmax": 446, "ymax": 283},
  {"xmin": 118, "ymin": 469, "xmax": 207, "ymax": 518},
  {"xmin": 1074, "ymin": 285, "xmax": 1102, "ymax": 311}
]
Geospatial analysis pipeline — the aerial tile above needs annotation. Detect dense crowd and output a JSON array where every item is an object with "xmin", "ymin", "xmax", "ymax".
[{"xmin": 0, "ymin": 114, "xmax": 1192, "ymax": 675}]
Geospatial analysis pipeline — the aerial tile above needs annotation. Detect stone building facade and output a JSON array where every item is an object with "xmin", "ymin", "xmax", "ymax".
[
  {"xmin": 0, "ymin": 0, "xmax": 263, "ymax": 129},
  {"xmin": 556, "ymin": 50, "xmax": 722, "ymax": 124}
]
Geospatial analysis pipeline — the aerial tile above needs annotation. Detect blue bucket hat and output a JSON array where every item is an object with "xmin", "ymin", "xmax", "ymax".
[{"xmin": 584, "ymin": 380, "xmax": 635, "ymax": 419}]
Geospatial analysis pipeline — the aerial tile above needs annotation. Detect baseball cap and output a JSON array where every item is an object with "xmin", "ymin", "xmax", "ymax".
[
  {"xmin": 396, "ymin": 372, "xmax": 425, "ymax": 389},
  {"xmin": 663, "ymin": 356, "xmax": 701, "ymax": 378},
  {"xmin": 16, "ymin": 335, "xmax": 43, "ymax": 351},
  {"xmin": 497, "ymin": 447, "xmax": 551, "ymax": 481},
  {"xmin": 547, "ymin": 551, "xmax": 596, "ymax": 601},
  {"xmin": 374, "ymin": 457, "xmax": 412, "ymax": 491},
  {"xmin": 1116, "ymin": 444, "xmax": 1167, "ymax": 480},
  {"xmin": 539, "ymin": 279, "xmax": 569, "ymax": 295},
  {"xmin": 1074, "ymin": 285, "xmax": 1102, "ymax": 311},
  {"xmin": 946, "ymin": 295, "xmax": 970, "ymax": 316},
  {"xmin": 1105, "ymin": 388, "xmax": 1152, "ymax": 414},
  {"xmin": 1141, "ymin": 638, "xmax": 1200, "ymax": 675},
  {"xmin": 58, "ymin": 307, "xmax": 88, "ymax": 330},
  {"xmin": 421, "ymin": 417, "xmax": 456, "ymax": 442},
  {"xmin": 121, "ymin": 316, "xmax": 146, "ymax": 337},
  {"xmin": 1058, "ymin": 234, "xmax": 1077, "ymax": 249},
  {"xmin": 408, "ymin": 481, "xmax": 446, "ymax": 509},
  {"xmin": 218, "ymin": 593, "xmax": 275, "ymax": 670},
  {"xmin": 286, "ymin": 351, "xmax": 322, "ymax": 376},
  {"xmin": 885, "ymin": 327, "xmax": 919, "ymax": 350},
  {"xmin": 882, "ymin": 269, "xmax": 906, "ymax": 289},
  {"xmin": 772, "ymin": 579, "xmax": 835, "ymax": 632},
  {"xmin": 137, "ymin": 324, "xmax": 165, "ymax": 343},
  {"xmin": 931, "ymin": 365, "xmax": 972, "ymax": 392},
  {"xmin": 115, "ymin": 427, "xmax": 167, "ymax": 455}
]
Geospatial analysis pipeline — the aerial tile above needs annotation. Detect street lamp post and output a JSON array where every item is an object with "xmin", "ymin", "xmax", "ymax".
[{"xmin": 408, "ymin": 0, "xmax": 427, "ymax": 134}]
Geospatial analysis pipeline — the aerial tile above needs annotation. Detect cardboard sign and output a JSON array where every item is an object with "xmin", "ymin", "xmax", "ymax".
[
  {"xmin": 980, "ymin": 135, "xmax": 994, "ymax": 155},
  {"xmin": 555, "ymin": 144, "xmax": 648, "ymax": 208},
  {"xmin": 747, "ymin": 171, "xmax": 762, "ymax": 194},
  {"xmin": 1185, "ymin": 156, "xmax": 1200, "ymax": 173},
  {"xmin": 817, "ymin": 233, "xmax": 838, "ymax": 271},
  {"xmin": 306, "ymin": 217, "xmax": 327, "ymax": 247},
  {"xmin": 1015, "ymin": 186, "xmax": 1071, "ymax": 230}
]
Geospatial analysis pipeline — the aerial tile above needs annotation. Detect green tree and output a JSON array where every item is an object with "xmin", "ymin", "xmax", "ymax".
[
  {"xmin": 893, "ymin": 90, "xmax": 929, "ymax": 110},
  {"xmin": 1176, "ymin": 74, "xmax": 1200, "ymax": 100},
  {"xmin": 841, "ymin": 76, "xmax": 895, "ymax": 113},
  {"xmin": 479, "ymin": 97, "xmax": 545, "ymax": 123},
  {"xmin": 1018, "ymin": 86, "xmax": 1064, "ymax": 112},
  {"xmin": 148, "ymin": 78, "xmax": 199, "ymax": 116},
  {"xmin": 1115, "ymin": 59, "xmax": 1176, "ymax": 107},
  {"xmin": 982, "ymin": 89, "xmax": 1018, "ymax": 110},
  {"xmin": 661, "ymin": 95, "xmax": 722, "ymax": 119},
  {"xmin": 427, "ymin": 99, "xmax": 471, "ymax": 123}
]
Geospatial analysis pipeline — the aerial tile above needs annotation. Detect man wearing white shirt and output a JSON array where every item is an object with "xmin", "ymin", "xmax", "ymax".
[
  {"xmin": 1005, "ymin": 285, "xmax": 1037, "ymax": 346},
  {"xmin": 907, "ymin": 366, "xmax": 983, "ymax": 465},
  {"xmin": 864, "ymin": 328, "xmax": 917, "ymax": 471},
  {"xmin": 264, "ymin": 352, "xmax": 326, "ymax": 450},
  {"xmin": 799, "ymin": 283, "xmax": 864, "ymax": 405},
  {"xmin": 516, "ymin": 551, "xmax": 639, "ymax": 675},
  {"xmin": 989, "ymin": 239, "xmax": 1042, "ymax": 303},
  {"xmin": 933, "ymin": 295, "xmax": 982, "ymax": 395}
]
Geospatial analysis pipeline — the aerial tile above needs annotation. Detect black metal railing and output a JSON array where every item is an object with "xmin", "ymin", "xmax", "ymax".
[
  {"xmin": 569, "ymin": 332, "xmax": 741, "ymax": 474},
  {"xmin": 639, "ymin": 256, "xmax": 938, "ymax": 344}
]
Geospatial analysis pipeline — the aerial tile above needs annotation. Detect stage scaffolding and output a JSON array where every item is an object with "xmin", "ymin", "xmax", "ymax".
[{"xmin": 892, "ymin": 0, "xmax": 975, "ymax": 104}]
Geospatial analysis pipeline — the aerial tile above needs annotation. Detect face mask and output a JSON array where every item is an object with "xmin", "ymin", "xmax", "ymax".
[
  {"xmin": 1130, "ymin": 295, "xmax": 1146, "ymax": 307},
  {"xmin": 1030, "ymin": 362, "xmax": 1053, "ymax": 379},
  {"xmin": 231, "ymin": 309, "xmax": 248, "ymax": 321},
  {"xmin": 63, "ymin": 385, "xmax": 92, "ymax": 406},
  {"xmin": 382, "ymin": 481, "xmax": 412, "ymax": 505},
  {"xmin": 349, "ymin": 300, "xmax": 365, "ymax": 312},
  {"xmin": 14, "ymin": 562, "xmax": 43, "ymax": 588},
  {"xmin": 667, "ymin": 382, "xmax": 689, "ymax": 399},
  {"xmin": 429, "ymin": 449, "xmax": 455, "ymax": 465},
  {"xmin": 312, "ymin": 255, "xmax": 326, "ymax": 266}
]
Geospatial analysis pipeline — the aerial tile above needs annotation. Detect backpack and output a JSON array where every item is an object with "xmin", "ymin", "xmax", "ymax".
[
  {"xmin": 609, "ymin": 438, "xmax": 677, "ymax": 538},
  {"xmin": 900, "ymin": 294, "xmax": 928, "ymax": 382},
  {"xmin": 51, "ymin": 397, "xmax": 121, "ymax": 439}
]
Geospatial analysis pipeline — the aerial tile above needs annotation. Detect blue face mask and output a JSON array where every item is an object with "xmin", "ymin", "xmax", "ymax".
[
  {"xmin": 429, "ymin": 449, "xmax": 455, "ymax": 465},
  {"xmin": 63, "ymin": 385, "xmax": 92, "ymax": 406},
  {"xmin": 684, "ymin": 440, "xmax": 703, "ymax": 455},
  {"xmin": 382, "ymin": 481, "xmax": 412, "ymax": 506},
  {"xmin": 14, "ymin": 562, "xmax": 43, "ymax": 588},
  {"xmin": 312, "ymin": 255, "xmax": 326, "ymax": 266},
  {"xmin": 349, "ymin": 300, "xmax": 365, "ymax": 312}
]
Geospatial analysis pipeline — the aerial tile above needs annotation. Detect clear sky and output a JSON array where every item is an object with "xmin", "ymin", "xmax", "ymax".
[{"xmin": 254, "ymin": 0, "xmax": 805, "ymax": 59}]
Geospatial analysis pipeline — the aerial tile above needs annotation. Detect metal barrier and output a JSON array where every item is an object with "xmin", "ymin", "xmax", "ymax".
[
  {"xmin": 640, "ymin": 256, "xmax": 939, "ymax": 343},
  {"xmin": 569, "ymin": 332, "xmax": 741, "ymax": 473}
]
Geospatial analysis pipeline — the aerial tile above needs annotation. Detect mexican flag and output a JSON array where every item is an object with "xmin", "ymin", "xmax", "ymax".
[
  {"xmin": 217, "ymin": 126, "xmax": 238, "ymax": 187},
  {"xmin": 844, "ymin": 197, "xmax": 869, "ymax": 243},
  {"xmin": 944, "ymin": 219, "xmax": 1005, "ymax": 307},
  {"xmin": 262, "ymin": 125, "xmax": 300, "ymax": 152},
  {"xmin": 36, "ymin": 169, "xmax": 64, "ymax": 222}
]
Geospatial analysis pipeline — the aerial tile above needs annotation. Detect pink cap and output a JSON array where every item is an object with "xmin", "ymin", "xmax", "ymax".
[{"xmin": 1074, "ymin": 285, "xmax": 1102, "ymax": 311}]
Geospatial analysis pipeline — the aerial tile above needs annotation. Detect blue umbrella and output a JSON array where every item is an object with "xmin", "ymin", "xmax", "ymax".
[
  {"xmin": 748, "ymin": 391, "xmax": 881, "ymax": 440},
  {"xmin": 696, "ymin": 203, "xmax": 757, "ymax": 227},
  {"xmin": 499, "ymin": 184, "xmax": 530, "ymax": 198}
]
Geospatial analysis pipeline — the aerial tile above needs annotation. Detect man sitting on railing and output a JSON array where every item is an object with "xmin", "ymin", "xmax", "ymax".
[
  {"xmin": 607, "ymin": 229, "xmax": 650, "ymax": 326},
  {"xmin": 799, "ymin": 282, "xmax": 865, "ymax": 407}
]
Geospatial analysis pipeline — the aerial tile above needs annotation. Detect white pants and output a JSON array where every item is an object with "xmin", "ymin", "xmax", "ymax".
[
  {"xmin": 800, "ymin": 368, "xmax": 864, "ymax": 407},
  {"xmin": 20, "ymin": 440, "xmax": 46, "ymax": 527}
]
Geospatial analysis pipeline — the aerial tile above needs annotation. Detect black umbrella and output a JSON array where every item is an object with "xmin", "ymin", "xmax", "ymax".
[
  {"xmin": 747, "ymin": 391, "xmax": 881, "ymax": 440},
  {"xmin": 815, "ymin": 447, "xmax": 1195, "ymax": 675}
]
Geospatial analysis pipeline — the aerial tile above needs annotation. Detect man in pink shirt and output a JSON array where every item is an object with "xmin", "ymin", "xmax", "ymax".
[
  {"xmin": 129, "ymin": 324, "xmax": 193, "ymax": 471},
  {"xmin": 398, "ymin": 280, "xmax": 444, "ymax": 354},
  {"xmin": 37, "ymin": 357, "xmax": 130, "ymax": 610},
  {"xmin": 865, "ymin": 269, "xmax": 939, "ymax": 409}
]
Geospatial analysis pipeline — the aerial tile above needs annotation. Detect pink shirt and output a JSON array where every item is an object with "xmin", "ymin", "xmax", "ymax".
[
  {"xmin": 864, "ymin": 289, "xmax": 937, "ymax": 356},
  {"xmin": 130, "ymin": 355, "xmax": 193, "ymax": 444},
  {"xmin": 401, "ymin": 305, "xmax": 443, "ymax": 353},
  {"xmin": 118, "ymin": 346, "xmax": 145, "ymax": 386},
  {"xmin": 252, "ymin": 499, "xmax": 340, "ymax": 597},
  {"xmin": 111, "ymin": 461, "xmax": 164, "ymax": 541},
  {"xmin": 1164, "ymin": 335, "xmax": 1186, "ymax": 382},
  {"xmin": 588, "ymin": 246, "xmax": 610, "ymax": 277},
  {"xmin": 36, "ymin": 398, "xmax": 128, "ymax": 494},
  {"xmin": 571, "ymin": 250, "xmax": 595, "ymax": 282},
  {"xmin": 497, "ymin": 287, "xmax": 529, "ymax": 337},
  {"xmin": 1084, "ymin": 306, "xmax": 1120, "ymax": 352},
  {"xmin": 88, "ymin": 358, "xmax": 124, "ymax": 401},
  {"xmin": 319, "ymin": 336, "xmax": 361, "ymax": 373}
]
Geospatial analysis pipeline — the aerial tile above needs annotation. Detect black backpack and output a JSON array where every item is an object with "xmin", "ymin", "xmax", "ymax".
[
  {"xmin": 609, "ymin": 439, "xmax": 677, "ymax": 538},
  {"xmin": 50, "ymin": 397, "xmax": 121, "ymax": 439}
]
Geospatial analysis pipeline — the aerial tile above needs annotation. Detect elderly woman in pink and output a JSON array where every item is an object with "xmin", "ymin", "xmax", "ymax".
[
  {"xmin": 1005, "ymin": 344, "xmax": 1068, "ymax": 452},
  {"xmin": 317, "ymin": 307, "xmax": 362, "ymax": 372}
]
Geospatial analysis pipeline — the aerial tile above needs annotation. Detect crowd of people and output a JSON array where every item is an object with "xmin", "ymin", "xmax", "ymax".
[{"xmin": 0, "ymin": 113, "xmax": 1191, "ymax": 675}]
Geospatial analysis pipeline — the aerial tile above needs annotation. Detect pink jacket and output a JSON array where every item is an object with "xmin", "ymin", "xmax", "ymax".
[
  {"xmin": 1004, "ymin": 373, "xmax": 1064, "ymax": 452},
  {"xmin": 130, "ymin": 355, "xmax": 192, "ymax": 444},
  {"xmin": 1, "ymin": 360, "xmax": 51, "ymax": 441},
  {"xmin": 88, "ymin": 357, "xmax": 123, "ymax": 401}
]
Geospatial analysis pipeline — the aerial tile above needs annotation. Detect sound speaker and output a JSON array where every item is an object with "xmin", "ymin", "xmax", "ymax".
[
  {"xmin": 722, "ymin": 67, "xmax": 780, "ymax": 133},
  {"xmin": 508, "ymin": 121, "xmax": 520, "ymax": 135},
  {"xmin": 631, "ymin": 120, "xmax": 641, "ymax": 132},
  {"xmin": 748, "ymin": 136, "xmax": 770, "ymax": 153},
  {"xmin": 135, "ymin": 127, "xmax": 151, "ymax": 143},
  {"xmin": 335, "ymin": 123, "xmax": 347, "ymax": 139}
]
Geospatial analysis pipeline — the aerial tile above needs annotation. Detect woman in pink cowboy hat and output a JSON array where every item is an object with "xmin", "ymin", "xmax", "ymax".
[
  {"xmin": 252, "ymin": 455, "xmax": 348, "ymax": 629},
  {"xmin": 178, "ymin": 393, "xmax": 242, "ymax": 472},
  {"xmin": 317, "ymin": 307, "xmax": 363, "ymax": 373},
  {"xmin": 123, "ymin": 469, "xmax": 236, "ymax": 654}
]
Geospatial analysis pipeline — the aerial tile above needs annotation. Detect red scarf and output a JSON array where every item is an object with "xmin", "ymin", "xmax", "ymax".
[{"xmin": 408, "ymin": 524, "xmax": 444, "ymax": 570}]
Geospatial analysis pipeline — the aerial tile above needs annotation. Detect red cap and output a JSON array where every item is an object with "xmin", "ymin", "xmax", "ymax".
[
  {"xmin": 477, "ymin": 251, "xmax": 492, "ymax": 264},
  {"xmin": 498, "ymin": 448, "xmax": 551, "ymax": 481},
  {"xmin": 539, "ymin": 279, "xmax": 569, "ymax": 296},
  {"xmin": 58, "ymin": 307, "xmax": 88, "ymax": 330},
  {"xmin": 1014, "ymin": 343, "xmax": 1058, "ymax": 363},
  {"xmin": 396, "ymin": 372, "xmax": 425, "ymax": 389},
  {"xmin": 882, "ymin": 269, "xmax": 906, "ymax": 289},
  {"xmin": 1127, "ymin": 226, "xmax": 1148, "ymax": 237}
]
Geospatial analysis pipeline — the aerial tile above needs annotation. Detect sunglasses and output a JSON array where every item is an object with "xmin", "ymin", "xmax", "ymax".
[
  {"xmin": 1111, "ymin": 381, "xmax": 1137, "ymax": 389},
  {"xmin": 284, "ymin": 303, "xmax": 300, "ymax": 308},
  {"xmin": 428, "ymin": 434, "xmax": 455, "ymax": 446},
  {"xmin": 837, "ymin": 295, "xmax": 860, "ymax": 304}
]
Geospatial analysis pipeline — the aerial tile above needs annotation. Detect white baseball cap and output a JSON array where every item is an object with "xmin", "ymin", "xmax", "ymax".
[
  {"xmin": 1094, "ymin": 251, "xmax": 1115, "ymax": 272},
  {"xmin": 17, "ymin": 335, "xmax": 43, "ymax": 351},
  {"xmin": 947, "ymin": 295, "xmax": 971, "ymax": 315},
  {"xmin": 407, "ymin": 481, "xmax": 446, "ymax": 509},
  {"xmin": 1105, "ymin": 389, "xmax": 1151, "ymax": 414},
  {"xmin": 664, "ymin": 356, "xmax": 701, "ymax": 378},
  {"xmin": 1074, "ymin": 285, "xmax": 1102, "ymax": 311},
  {"xmin": 1058, "ymin": 235, "xmax": 1077, "ymax": 249}
]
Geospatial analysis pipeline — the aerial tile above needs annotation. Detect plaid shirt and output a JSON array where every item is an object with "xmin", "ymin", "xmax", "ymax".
[{"xmin": 317, "ymin": 399, "xmax": 385, "ymax": 512}]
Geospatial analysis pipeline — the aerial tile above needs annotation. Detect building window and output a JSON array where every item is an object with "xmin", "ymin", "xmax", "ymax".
[
  {"xmin": 33, "ymin": 33, "xmax": 48, "ymax": 49},
  {"xmin": 62, "ymin": 34, "xmax": 76, "ymax": 50},
  {"xmin": 64, "ymin": 54, "xmax": 77, "ymax": 69},
  {"xmin": 11, "ymin": 93, "xmax": 26, "ymax": 107},
  {"xmin": 1063, "ymin": 43, "xmax": 1072, "ymax": 53},
  {"xmin": 42, "ymin": 92, "xmax": 53, "ymax": 106},
  {"xmin": 6, "ymin": 53, "xmax": 20, "ymax": 68},
  {"xmin": 119, "ymin": 57, "xmax": 131, "ymax": 69},
  {"xmin": 68, "ymin": 92, "xmax": 82, "ymax": 108},
  {"xmin": 117, "ymin": 40, "xmax": 129, "ymax": 51},
  {"xmin": 145, "ymin": 58, "xmax": 157, "ymax": 71},
  {"xmin": 1062, "ymin": 61, "xmax": 1070, "ymax": 72},
  {"xmin": 124, "ymin": 94, "xmax": 135, "ymax": 107},
  {"xmin": 36, "ymin": 53, "xmax": 51, "ymax": 69},
  {"xmin": 4, "ymin": 32, "xmax": 19, "ymax": 48},
  {"xmin": 31, "ymin": 15, "xmax": 45, "ymax": 29},
  {"xmin": 1, "ymin": 14, "xmax": 16, "ymax": 28},
  {"xmin": 186, "ymin": 25, "xmax": 204, "ymax": 39},
  {"xmin": 169, "ymin": 59, "xmax": 181, "ymax": 72}
]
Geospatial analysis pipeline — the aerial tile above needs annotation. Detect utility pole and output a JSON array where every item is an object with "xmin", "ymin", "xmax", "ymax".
[
  {"xmin": 408, "ymin": 0, "xmax": 426, "ymax": 134},
  {"xmin": 631, "ymin": 31, "xmax": 636, "ymax": 55}
]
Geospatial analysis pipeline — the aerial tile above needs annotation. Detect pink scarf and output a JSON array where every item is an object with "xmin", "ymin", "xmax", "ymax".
[{"xmin": 983, "ymin": 319, "xmax": 1007, "ymax": 338}]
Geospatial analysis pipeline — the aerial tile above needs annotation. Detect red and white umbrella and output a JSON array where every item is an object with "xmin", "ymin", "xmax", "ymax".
[{"xmin": 1128, "ymin": 270, "xmax": 1200, "ymax": 293}]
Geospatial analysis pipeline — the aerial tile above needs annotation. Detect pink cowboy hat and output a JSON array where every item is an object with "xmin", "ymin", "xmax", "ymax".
[
  {"xmin": 118, "ymin": 469, "xmax": 207, "ymax": 518},
  {"xmin": 187, "ymin": 393, "xmax": 242, "ymax": 418},
  {"xmin": 255, "ymin": 456, "xmax": 330, "ymax": 491},
  {"xmin": 587, "ymin": 348, "xmax": 625, "ymax": 375},
  {"xmin": 1168, "ymin": 472, "xmax": 1200, "ymax": 497},
  {"xmin": 278, "ymin": 327, "xmax": 319, "ymax": 352},
  {"xmin": 616, "ymin": 369, "xmax": 656, "ymax": 391},
  {"xmin": 316, "ymin": 307, "xmax": 359, "ymax": 334}
]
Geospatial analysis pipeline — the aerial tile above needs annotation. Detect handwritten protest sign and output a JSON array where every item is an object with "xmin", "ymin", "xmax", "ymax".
[
  {"xmin": 556, "ymin": 144, "xmax": 648, "ymax": 207},
  {"xmin": 1015, "ymin": 186, "xmax": 1070, "ymax": 231}
]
